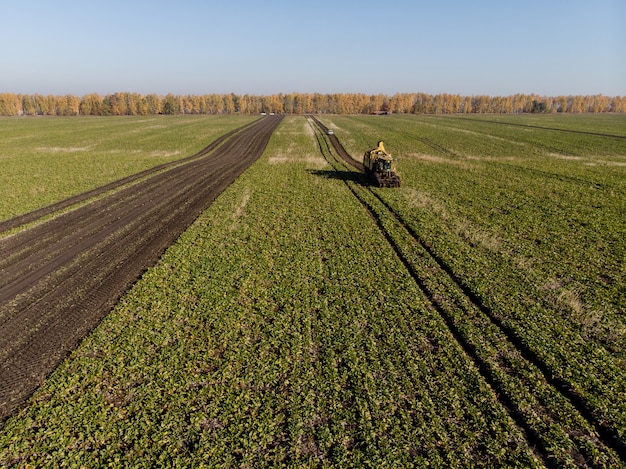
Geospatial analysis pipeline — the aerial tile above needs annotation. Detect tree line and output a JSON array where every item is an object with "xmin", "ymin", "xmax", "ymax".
[{"xmin": 0, "ymin": 92, "xmax": 624, "ymax": 116}]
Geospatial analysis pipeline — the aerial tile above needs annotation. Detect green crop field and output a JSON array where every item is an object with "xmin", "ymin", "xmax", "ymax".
[
  {"xmin": 0, "ymin": 115, "xmax": 256, "ymax": 221},
  {"xmin": 323, "ymin": 113, "xmax": 626, "ymax": 356},
  {"xmin": 1, "ymin": 114, "xmax": 625, "ymax": 467}
]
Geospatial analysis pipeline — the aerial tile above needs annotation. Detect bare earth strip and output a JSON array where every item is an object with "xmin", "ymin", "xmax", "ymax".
[
  {"xmin": 0, "ymin": 116, "xmax": 283, "ymax": 422},
  {"xmin": 0, "ymin": 119, "xmax": 259, "ymax": 234}
]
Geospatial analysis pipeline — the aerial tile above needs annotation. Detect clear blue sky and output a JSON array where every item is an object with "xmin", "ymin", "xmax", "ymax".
[{"xmin": 1, "ymin": 0, "xmax": 624, "ymax": 96}]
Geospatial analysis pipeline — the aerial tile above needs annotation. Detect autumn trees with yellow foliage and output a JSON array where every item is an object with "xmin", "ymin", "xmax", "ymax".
[{"xmin": 0, "ymin": 92, "xmax": 623, "ymax": 116}]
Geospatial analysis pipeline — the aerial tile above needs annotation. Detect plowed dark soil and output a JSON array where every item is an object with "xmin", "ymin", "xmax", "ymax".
[{"xmin": 0, "ymin": 116, "xmax": 283, "ymax": 423}]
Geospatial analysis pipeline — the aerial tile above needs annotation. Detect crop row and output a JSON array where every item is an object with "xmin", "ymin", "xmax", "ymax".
[
  {"xmin": 1, "ymin": 117, "xmax": 539, "ymax": 467},
  {"xmin": 325, "ymin": 114, "xmax": 626, "ymax": 354},
  {"xmin": 312, "ymin": 116, "xmax": 625, "ymax": 467},
  {"xmin": 318, "ymin": 115, "xmax": 626, "ymax": 465},
  {"xmin": 0, "ymin": 115, "xmax": 256, "ymax": 221}
]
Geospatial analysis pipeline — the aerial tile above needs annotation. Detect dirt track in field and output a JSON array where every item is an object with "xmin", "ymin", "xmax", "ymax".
[{"xmin": 0, "ymin": 116, "xmax": 283, "ymax": 423}]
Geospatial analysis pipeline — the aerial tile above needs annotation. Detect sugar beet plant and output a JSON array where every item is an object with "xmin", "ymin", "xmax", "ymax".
[
  {"xmin": 325, "ymin": 113, "xmax": 626, "ymax": 356},
  {"xmin": 320, "ymin": 114, "xmax": 626, "ymax": 462},
  {"xmin": 1, "ymin": 117, "xmax": 541, "ymax": 467},
  {"xmin": 0, "ymin": 115, "xmax": 255, "ymax": 221}
]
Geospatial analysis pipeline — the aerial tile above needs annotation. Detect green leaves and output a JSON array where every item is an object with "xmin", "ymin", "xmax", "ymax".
[
  {"xmin": 0, "ymin": 115, "xmax": 256, "ymax": 222},
  {"xmin": 3, "ymin": 114, "xmax": 625, "ymax": 467},
  {"xmin": 320, "ymin": 113, "xmax": 626, "ymax": 466}
]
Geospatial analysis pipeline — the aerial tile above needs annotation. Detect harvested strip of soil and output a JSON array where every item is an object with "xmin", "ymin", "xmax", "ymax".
[{"xmin": 0, "ymin": 116, "xmax": 282, "ymax": 423}]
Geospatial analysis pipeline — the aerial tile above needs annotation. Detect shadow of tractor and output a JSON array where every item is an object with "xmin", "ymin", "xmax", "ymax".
[{"xmin": 307, "ymin": 169, "xmax": 366, "ymax": 185}]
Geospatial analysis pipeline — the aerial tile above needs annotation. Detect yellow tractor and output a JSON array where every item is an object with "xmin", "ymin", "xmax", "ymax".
[{"xmin": 363, "ymin": 141, "xmax": 401, "ymax": 187}]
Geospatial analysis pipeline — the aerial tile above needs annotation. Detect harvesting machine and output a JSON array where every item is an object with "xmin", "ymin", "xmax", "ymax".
[{"xmin": 363, "ymin": 141, "xmax": 401, "ymax": 187}]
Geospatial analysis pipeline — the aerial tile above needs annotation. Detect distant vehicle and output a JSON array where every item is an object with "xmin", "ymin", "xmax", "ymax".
[{"xmin": 327, "ymin": 129, "xmax": 334, "ymax": 135}]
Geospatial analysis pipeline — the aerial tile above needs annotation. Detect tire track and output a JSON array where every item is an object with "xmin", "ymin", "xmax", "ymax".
[
  {"xmin": 308, "ymin": 116, "xmax": 625, "ymax": 468},
  {"xmin": 0, "ymin": 116, "xmax": 283, "ymax": 423},
  {"xmin": 0, "ymin": 119, "xmax": 259, "ymax": 235},
  {"xmin": 451, "ymin": 116, "xmax": 626, "ymax": 140}
]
